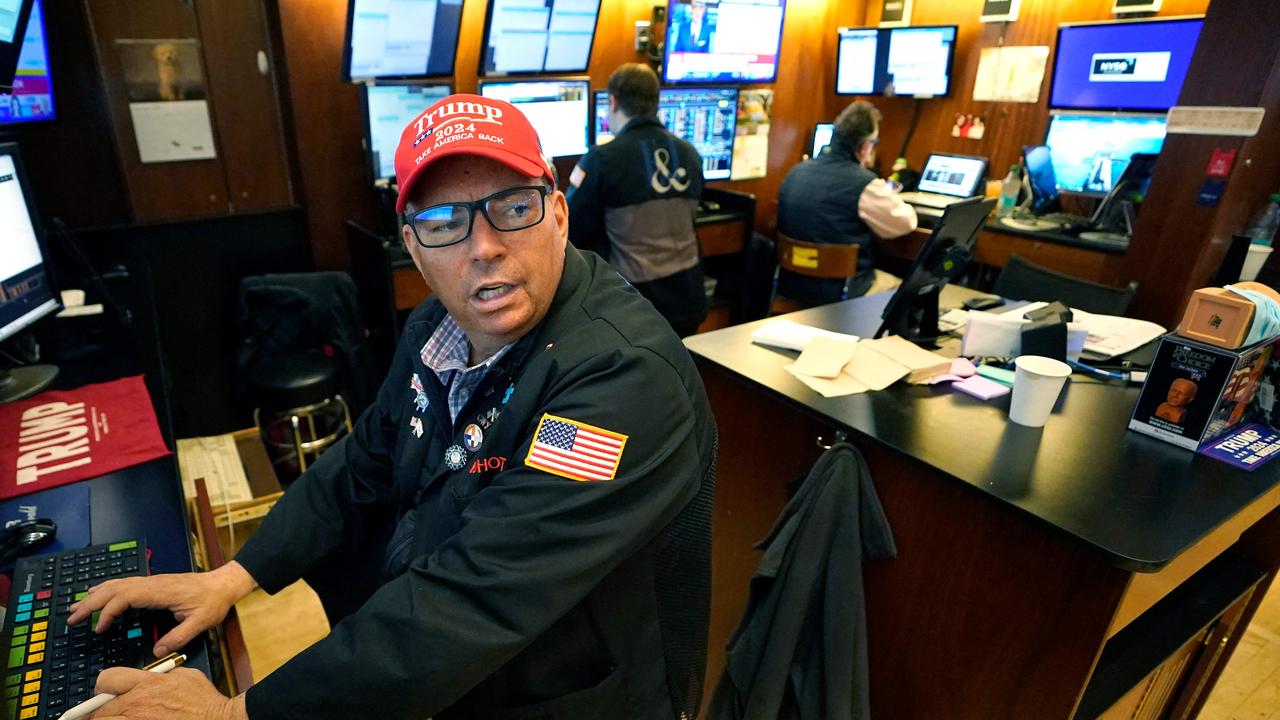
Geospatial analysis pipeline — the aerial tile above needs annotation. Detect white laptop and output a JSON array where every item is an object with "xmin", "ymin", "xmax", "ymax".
[{"xmin": 899, "ymin": 153, "xmax": 989, "ymax": 212}]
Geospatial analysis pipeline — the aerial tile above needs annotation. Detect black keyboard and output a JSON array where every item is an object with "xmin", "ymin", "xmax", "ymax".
[{"xmin": 3, "ymin": 541, "xmax": 153, "ymax": 720}]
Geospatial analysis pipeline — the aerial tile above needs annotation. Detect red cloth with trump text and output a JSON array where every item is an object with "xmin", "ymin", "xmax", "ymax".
[{"xmin": 0, "ymin": 376, "xmax": 169, "ymax": 499}]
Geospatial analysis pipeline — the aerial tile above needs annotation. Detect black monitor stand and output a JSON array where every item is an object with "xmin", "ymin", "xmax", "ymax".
[
  {"xmin": 0, "ymin": 364, "xmax": 58, "ymax": 403},
  {"xmin": 875, "ymin": 196, "xmax": 996, "ymax": 346}
]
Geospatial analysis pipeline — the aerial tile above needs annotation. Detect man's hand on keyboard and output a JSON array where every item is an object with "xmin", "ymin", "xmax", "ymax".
[
  {"xmin": 66, "ymin": 561, "xmax": 258, "ymax": 658},
  {"xmin": 88, "ymin": 667, "xmax": 247, "ymax": 720}
]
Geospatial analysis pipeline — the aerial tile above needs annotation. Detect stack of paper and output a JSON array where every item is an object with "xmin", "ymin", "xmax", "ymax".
[
  {"xmin": 782, "ymin": 335, "xmax": 953, "ymax": 398},
  {"xmin": 750, "ymin": 319, "xmax": 860, "ymax": 352}
]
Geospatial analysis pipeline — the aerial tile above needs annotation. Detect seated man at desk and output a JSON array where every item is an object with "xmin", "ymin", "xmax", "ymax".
[
  {"xmin": 776, "ymin": 100, "xmax": 918, "ymax": 305},
  {"xmin": 66, "ymin": 94, "xmax": 718, "ymax": 720},
  {"xmin": 567, "ymin": 63, "xmax": 708, "ymax": 336}
]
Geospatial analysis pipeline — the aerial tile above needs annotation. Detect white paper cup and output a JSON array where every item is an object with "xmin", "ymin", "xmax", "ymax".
[
  {"xmin": 1241, "ymin": 244, "xmax": 1273, "ymax": 282},
  {"xmin": 1009, "ymin": 355, "xmax": 1073, "ymax": 427}
]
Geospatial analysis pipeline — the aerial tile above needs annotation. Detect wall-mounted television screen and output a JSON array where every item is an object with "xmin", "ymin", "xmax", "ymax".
[
  {"xmin": 363, "ymin": 83, "xmax": 452, "ymax": 181},
  {"xmin": 593, "ymin": 86, "xmax": 737, "ymax": 181},
  {"xmin": 344, "ymin": 0, "xmax": 465, "ymax": 81},
  {"xmin": 836, "ymin": 25, "xmax": 957, "ymax": 97},
  {"xmin": 479, "ymin": 78, "xmax": 590, "ymax": 158},
  {"xmin": 480, "ymin": 0, "xmax": 601, "ymax": 76},
  {"xmin": 0, "ymin": 0, "xmax": 52, "ymax": 125},
  {"xmin": 1044, "ymin": 112, "xmax": 1167, "ymax": 195},
  {"xmin": 662, "ymin": 0, "xmax": 785, "ymax": 85},
  {"xmin": 1048, "ymin": 17, "xmax": 1203, "ymax": 112}
]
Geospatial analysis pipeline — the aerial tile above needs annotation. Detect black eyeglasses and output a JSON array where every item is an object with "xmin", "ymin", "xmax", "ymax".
[{"xmin": 404, "ymin": 185, "xmax": 549, "ymax": 249}]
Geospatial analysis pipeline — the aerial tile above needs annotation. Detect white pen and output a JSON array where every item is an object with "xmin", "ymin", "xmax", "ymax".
[{"xmin": 59, "ymin": 653, "xmax": 187, "ymax": 720}]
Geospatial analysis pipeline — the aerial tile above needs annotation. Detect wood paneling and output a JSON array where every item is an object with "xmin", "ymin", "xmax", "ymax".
[
  {"xmin": 273, "ymin": 0, "xmax": 378, "ymax": 271},
  {"xmin": 1124, "ymin": 0, "xmax": 1280, "ymax": 326},
  {"xmin": 881, "ymin": 227, "xmax": 1129, "ymax": 285},
  {"xmin": 193, "ymin": 0, "xmax": 294, "ymax": 211},
  {"xmin": 84, "ymin": 0, "xmax": 230, "ymax": 220}
]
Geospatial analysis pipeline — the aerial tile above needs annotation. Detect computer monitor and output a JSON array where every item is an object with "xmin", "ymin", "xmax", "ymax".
[
  {"xmin": 812, "ymin": 123, "xmax": 833, "ymax": 157},
  {"xmin": 591, "ymin": 86, "xmax": 737, "ymax": 179},
  {"xmin": 1044, "ymin": 112, "xmax": 1166, "ymax": 195},
  {"xmin": 1049, "ymin": 17, "xmax": 1203, "ymax": 112},
  {"xmin": 480, "ymin": 0, "xmax": 601, "ymax": 76},
  {"xmin": 0, "ymin": 0, "xmax": 34, "ymax": 90},
  {"xmin": 0, "ymin": 142, "xmax": 60, "ymax": 401},
  {"xmin": 1022, "ymin": 145, "xmax": 1058, "ymax": 215},
  {"xmin": 916, "ymin": 153, "xmax": 987, "ymax": 198},
  {"xmin": 479, "ymin": 79, "xmax": 590, "ymax": 158},
  {"xmin": 363, "ymin": 83, "xmax": 452, "ymax": 182},
  {"xmin": 875, "ymin": 197, "xmax": 996, "ymax": 343},
  {"xmin": 836, "ymin": 25, "xmax": 958, "ymax": 97},
  {"xmin": 0, "ymin": 0, "xmax": 51, "ymax": 124},
  {"xmin": 656, "ymin": 86, "xmax": 737, "ymax": 181},
  {"xmin": 662, "ymin": 0, "xmax": 786, "ymax": 84},
  {"xmin": 343, "ymin": 0, "xmax": 465, "ymax": 81}
]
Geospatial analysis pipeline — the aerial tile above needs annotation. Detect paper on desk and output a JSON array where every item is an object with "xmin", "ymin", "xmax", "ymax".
[
  {"xmin": 862, "ymin": 335, "xmax": 952, "ymax": 383},
  {"xmin": 751, "ymin": 319, "xmax": 860, "ymax": 352},
  {"xmin": 845, "ymin": 343, "xmax": 910, "ymax": 390},
  {"xmin": 785, "ymin": 336, "xmax": 860, "ymax": 379},
  {"xmin": 786, "ymin": 366, "xmax": 871, "ymax": 397},
  {"xmin": 1071, "ymin": 309, "xmax": 1166, "ymax": 359},
  {"xmin": 176, "ymin": 434, "xmax": 253, "ymax": 506},
  {"xmin": 961, "ymin": 309, "xmax": 1087, "ymax": 359}
]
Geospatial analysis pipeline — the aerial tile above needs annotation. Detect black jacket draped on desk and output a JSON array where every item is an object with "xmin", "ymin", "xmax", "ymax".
[
  {"xmin": 708, "ymin": 443, "xmax": 896, "ymax": 720},
  {"xmin": 233, "ymin": 247, "xmax": 718, "ymax": 719}
]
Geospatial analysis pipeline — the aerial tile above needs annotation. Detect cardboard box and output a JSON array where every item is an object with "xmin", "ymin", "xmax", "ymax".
[
  {"xmin": 1129, "ymin": 333, "xmax": 1276, "ymax": 450},
  {"xmin": 188, "ymin": 429, "xmax": 283, "ymax": 568}
]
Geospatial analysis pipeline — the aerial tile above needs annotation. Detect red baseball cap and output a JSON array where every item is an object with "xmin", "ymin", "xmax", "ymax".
[{"xmin": 393, "ymin": 93, "xmax": 556, "ymax": 213}]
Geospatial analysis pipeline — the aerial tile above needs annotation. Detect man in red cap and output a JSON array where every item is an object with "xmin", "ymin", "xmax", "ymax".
[{"xmin": 67, "ymin": 95, "xmax": 717, "ymax": 720}]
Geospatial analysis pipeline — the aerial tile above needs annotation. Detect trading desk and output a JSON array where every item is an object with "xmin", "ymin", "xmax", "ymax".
[
  {"xmin": 879, "ymin": 214, "xmax": 1131, "ymax": 287},
  {"xmin": 685, "ymin": 287, "xmax": 1280, "ymax": 719}
]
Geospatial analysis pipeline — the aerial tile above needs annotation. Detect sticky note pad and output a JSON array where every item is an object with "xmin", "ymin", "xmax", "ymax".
[
  {"xmin": 954, "ymin": 375, "xmax": 1012, "ymax": 401},
  {"xmin": 976, "ymin": 365, "xmax": 1016, "ymax": 388}
]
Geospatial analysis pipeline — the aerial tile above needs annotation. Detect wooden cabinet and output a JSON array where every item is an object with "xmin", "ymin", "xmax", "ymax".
[{"xmin": 83, "ymin": 0, "xmax": 293, "ymax": 221}]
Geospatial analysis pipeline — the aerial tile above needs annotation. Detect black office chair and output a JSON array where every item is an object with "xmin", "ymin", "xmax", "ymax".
[{"xmin": 992, "ymin": 255, "xmax": 1137, "ymax": 315}]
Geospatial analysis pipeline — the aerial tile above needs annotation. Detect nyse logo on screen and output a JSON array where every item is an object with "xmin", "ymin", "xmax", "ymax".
[
  {"xmin": 1093, "ymin": 57, "xmax": 1137, "ymax": 76},
  {"xmin": 1089, "ymin": 52, "xmax": 1171, "ymax": 83}
]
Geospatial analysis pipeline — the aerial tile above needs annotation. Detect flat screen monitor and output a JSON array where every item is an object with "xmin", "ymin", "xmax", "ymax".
[
  {"xmin": 812, "ymin": 122, "xmax": 833, "ymax": 157},
  {"xmin": 662, "ymin": 0, "xmax": 786, "ymax": 85},
  {"xmin": 916, "ymin": 153, "xmax": 987, "ymax": 198},
  {"xmin": 363, "ymin": 83, "xmax": 452, "ymax": 181},
  {"xmin": 656, "ymin": 86, "xmax": 737, "ymax": 180},
  {"xmin": 1045, "ymin": 112, "xmax": 1166, "ymax": 195},
  {"xmin": 1049, "ymin": 17, "xmax": 1203, "ymax": 112},
  {"xmin": 480, "ymin": 0, "xmax": 601, "ymax": 76},
  {"xmin": 0, "ymin": 143, "xmax": 58, "ymax": 344},
  {"xmin": 479, "ymin": 79, "xmax": 589, "ymax": 158},
  {"xmin": 343, "ymin": 0, "xmax": 466, "ymax": 81},
  {"xmin": 0, "ymin": 0, "xmax": 34, "ymax": 90},
  {"xmin": 592, "ymin": 87, "xmax": 738, "ymax": 181},
  {"xmin": 1022, "ymin": 145, "xmax": 1058, "ymax": 214},
  {"xmin": 0, "ymin": 0, "xmax": 51, "ymax": 124},
  {"xmin": 836, "ymin": 25, "xmax": 957, "ymax": 97}
]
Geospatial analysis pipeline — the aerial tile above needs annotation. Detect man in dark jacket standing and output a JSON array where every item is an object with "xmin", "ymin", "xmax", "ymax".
[
  {"xmin": 567, "ymin": 63, "xmax": 708, "ymax": 337},
  {"xmin": 67, "ymin": 94, "xmax": 717, "ymax": 720},
  {"xmin": 776, "ymin": 101, "xmax": 917, "ymax": 306}
]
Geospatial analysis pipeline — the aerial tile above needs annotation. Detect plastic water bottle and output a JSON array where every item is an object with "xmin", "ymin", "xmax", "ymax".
[
  {"xmin": 997, "ymin": 164, "xmax": 1020, "ymax": 218},
  {"xmin": 1244, "ymin": 193, "xmax": 1280, "ymax": 246}
]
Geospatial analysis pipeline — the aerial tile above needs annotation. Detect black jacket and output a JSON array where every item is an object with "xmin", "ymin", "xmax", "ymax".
[
  {"xmin": 567, "ymin": 116, "xmax": 707, "ymax": 335},
  {"xmin": 708, "ymin": 443, "xmax": 895, "ymax": 720},
  {"xmin": 236, "ymin": 246, "xmax": 717, "ymax": 719},
  {"xmin": 776, "ymin": 144, "xmax": 879, "ymax": 305}
]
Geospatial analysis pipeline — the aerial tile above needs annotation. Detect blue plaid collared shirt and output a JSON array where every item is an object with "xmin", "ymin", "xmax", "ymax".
[{"xmin": 420, "ymin": 315, "xmax": 513, "ymax": 423}]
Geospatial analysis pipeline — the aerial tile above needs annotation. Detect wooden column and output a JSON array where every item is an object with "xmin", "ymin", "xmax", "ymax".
[{"xmin": 1125, "ymin": 0, "xmax": 1280, "ymax": 326}]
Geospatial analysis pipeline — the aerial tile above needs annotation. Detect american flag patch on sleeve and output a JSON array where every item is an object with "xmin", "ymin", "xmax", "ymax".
[{"xmin": 524, "ymin": 414, "xmax": 628, "ymax": 482}]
